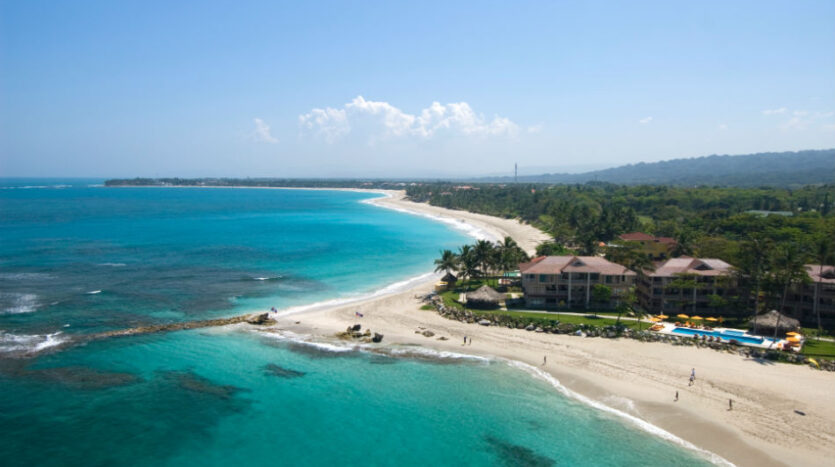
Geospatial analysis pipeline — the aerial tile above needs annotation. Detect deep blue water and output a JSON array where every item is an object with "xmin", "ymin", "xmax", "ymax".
[{"xmin": 0, "ymin": 179, "xmax": 714, "ymax": 466}]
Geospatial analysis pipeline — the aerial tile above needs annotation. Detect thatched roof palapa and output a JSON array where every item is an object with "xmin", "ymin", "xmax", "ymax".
[
  {"xmin": 750, "ymin": 310, "xmax": 800, "ymax": 334},
  {"xmin": 440, "ymin": 272, "xmax": 457, "ymax": 284},
  {"xmin": 466, "ymin": 285, "xmax": 504, "ymax": 309}
]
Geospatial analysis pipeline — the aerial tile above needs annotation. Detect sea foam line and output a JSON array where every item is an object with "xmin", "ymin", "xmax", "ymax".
[
  {"xmin": 0, "ymin": 331, "xmax": 68, "ymax": 355},
  {"xmin": 255, "ymin": 328, "xmax": 491, "ymax": 364},
  {"xmin": 275, "ymin": 271, "xmax": 438, "ymax": 317},
  {"xmin": 505, "ymin": 359, "xmax": 735, "ymax": 467}
]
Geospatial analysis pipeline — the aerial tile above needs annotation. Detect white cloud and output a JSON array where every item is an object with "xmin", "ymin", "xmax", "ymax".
[
  {"xmin": 761, "ymin": 107, "xmax": 787, "ymax": 115},
  {"xmin": 718, "ymin": 123, "xmax": 728, "ymax": 131},
  {"xmin": 779, "ymin": 110, "xmax": 834, "ymax": 130},
  {"xmin": 527, "ymin": 124, "xmax": 544, "ymax": 134},
  {"xmin": 298, "ymin": 96, "xmax": 519, "ymax": 143},
  {"xmin": 638, "ymin": 116, "xmax": 653, "ymax": 124},
  {"xmin": 252, "ymin": 118, "xmax": 278, "ymax": 143}
]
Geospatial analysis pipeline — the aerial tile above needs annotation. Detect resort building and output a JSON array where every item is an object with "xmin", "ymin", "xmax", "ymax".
[
  {"xmin": 780, "ymin": 264, "xmax": 835, "ymax": 328},
  {"xmin": 637, "ymin": 257, "xmax": 736, "ymax": 315},
  {"xmin": 519, "ymin": 256, "xmax": 636, "ymax": 309},
  {"xmin": 613, "ymin": 232, "xmax": 676, "ymax": 260}
]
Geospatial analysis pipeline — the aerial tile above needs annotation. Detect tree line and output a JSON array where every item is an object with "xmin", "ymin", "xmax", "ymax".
[{"xmin": 412, "ymin": 182, "xmax": 835, "ymax": 331}]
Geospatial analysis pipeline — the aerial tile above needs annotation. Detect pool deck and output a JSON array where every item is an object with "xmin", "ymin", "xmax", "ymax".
[{"xmin": 651, "ymin": 322, "xmax": 799, "ymax": 351}]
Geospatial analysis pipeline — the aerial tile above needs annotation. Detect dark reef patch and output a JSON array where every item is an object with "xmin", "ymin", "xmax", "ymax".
[
  {"xmin": 263, "ymin": 363, "xmax": 305, "ymax": 378},
  {"xmin": 484, "ymin": 435, "xmax": 555, "ymax": 467},
  {"xmin": 158, "ymin": 370, "xmax": 248, "ymax": 399}
]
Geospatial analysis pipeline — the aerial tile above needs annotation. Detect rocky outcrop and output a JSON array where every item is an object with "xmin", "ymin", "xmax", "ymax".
[
  {"xmin": 246, "ymin": 313, "xmax": 271, "ymax": 325},
  {"xmin": 336, "ymin": 326, "xmax": 383, "ymax": 344}
]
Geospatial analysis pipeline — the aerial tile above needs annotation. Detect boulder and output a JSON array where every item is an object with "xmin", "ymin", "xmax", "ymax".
[
  {"xmin": 372, "ymin": 333, "xmax": 384, "ymax": 343},
  {"xmin": 525, "ymin": 324, "xmax": 535, "ymax": 331},
  {"xmin": 247, "ymin": 313, "xmax": 269, "ymax": 325},
  {"xmin": 422, "ymin": 330, "xmax": 435, "ymax": 338},
  {"xmin": 351, "ymin": 324, "xmax": 362, "ymax": 332},
  {"xmin": 478, "ymin": 319, "xmax": 491, "ymax": 326}
]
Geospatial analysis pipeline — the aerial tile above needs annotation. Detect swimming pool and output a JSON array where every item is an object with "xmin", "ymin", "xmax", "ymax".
[{"xmin": 671, "ymin": 327, "xmax": 778, "ymax": 346}]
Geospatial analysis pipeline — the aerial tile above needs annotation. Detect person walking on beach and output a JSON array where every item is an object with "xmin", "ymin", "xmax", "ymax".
[
  {"xmin": 675, "ymin": 391, "xmax": 679, "ymax": 402},
  {"xmin": 691, "ymin": 368, "xmax": 696, "ymax": 380},
  {"xmin": 728, "ymin": 399, "xmax": 733, "ymax": 411},
  {"xmin": 463, "ymin": 336, "xmax": 467, "ymax": 345},
  {"xmin": 542, "ymin": 355, "xmax": 547, "ymax": 366}
]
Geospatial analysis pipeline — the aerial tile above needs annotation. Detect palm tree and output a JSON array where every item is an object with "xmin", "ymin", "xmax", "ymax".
[
  {"xmin": 473, "ymin": 239, "xmax": 496, "ymax": 279},
  {"xmin": 769, "ymin": 243, "xmax": 810, "ymax": 345},
  {"xmin": 615, "ymin": 287, "xmax": 638, "ymax": 328},
  {"xmin": 672, "ymin": 229, "xmax": 694, "ymax": 257},
  {"xmin": 458, "ymin": 245, "xmax": 479, "ymax": 289},
  {"xmin": 812, "ymin": 235, "xmax": 834, "ymax": 337},
  {"xmin": 433, "ymin": 249, "xmax": 459, "ymax": 275},
  {"xmin": 497, "ymin": 236, "xmax": 529, "ymax": 274},
  {"xmin": 736, "ymin": 233, "xmax": 772, "ymax": 334}
]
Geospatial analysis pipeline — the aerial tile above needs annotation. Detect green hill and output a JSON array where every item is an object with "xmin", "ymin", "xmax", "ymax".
[{"xmin": 482, "ymin": 149, "xmax": 834, "ymax": 187}]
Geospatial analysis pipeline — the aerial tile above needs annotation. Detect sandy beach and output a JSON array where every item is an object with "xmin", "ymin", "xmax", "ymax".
[{"xmin": 267, "ymin": 190, "xmax": 834, "ymax": 467}]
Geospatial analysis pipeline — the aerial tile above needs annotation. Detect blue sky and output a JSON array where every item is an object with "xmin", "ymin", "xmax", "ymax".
[{"xmin": 1, "ymin": 0, "xmax": 833, "ymax": 177}]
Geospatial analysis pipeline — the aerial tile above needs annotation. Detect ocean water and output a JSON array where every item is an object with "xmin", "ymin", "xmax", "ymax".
[{"xmin": 0, "ymin": 180, "xmax": 716, "ymax": 466}]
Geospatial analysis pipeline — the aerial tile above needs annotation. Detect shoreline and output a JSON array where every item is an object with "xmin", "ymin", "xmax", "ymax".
[
  {"xmin": 102, "ymin": 184, "xmax": 833, "ymax": 465},
  {"xmin": 254, "ymin": 188, "xmax": 832, "ymax": 467}
]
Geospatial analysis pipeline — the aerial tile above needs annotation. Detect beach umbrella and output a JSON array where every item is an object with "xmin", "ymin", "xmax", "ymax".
[
  {"xmin": 657, "ymin": 314, "xmax": 669, "ymax": 319},
  {"xmin": 786, "ymin": 331, "xmax": 801, "ymax": 336},
  {"xmin": 649, "ymin": 317, "xmax": 661, "ymax": 322},
  {"xmin": 691, "ymin": 316, "xmax": 704, "ymax": 320},
  {"xmin": 808, "ymin": 358, "xmax": 819, "ymax": 368},
  {"xmin": 705, "ymin": 317, "xmax": 718, "ymax": 322},
  {"xmin": 677, "ymin": 314, "xmax": 689, "ymax": 319},
  {"xmin": 786, "ymin": 336, "xmax": 801, "ymax": 343}
]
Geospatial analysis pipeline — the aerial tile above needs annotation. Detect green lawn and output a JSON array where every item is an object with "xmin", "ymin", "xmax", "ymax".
[
  {"xmin": 801, "ymin": 339, "xmax": 835, "ymax": 359},
  {"xmin": 480, "ymin": 309, "xmax": 645, "ymax": 330}
]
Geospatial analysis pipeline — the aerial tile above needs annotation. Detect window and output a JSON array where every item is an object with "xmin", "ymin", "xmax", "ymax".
[
  {"xmin": 590, "ymin": 273, "xmax": 599, "ymax": 281},
  {"xmin": 605, "ymin": 276, "xmax": 612, "ymax": 284},
  {"xmin": 539, "ymin": 274, "xmax": 548, "ymax": 283}
]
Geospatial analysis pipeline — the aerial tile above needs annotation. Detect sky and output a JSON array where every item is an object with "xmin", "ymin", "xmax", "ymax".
[{"xmin": 1, "ymin": 0, "xmax": 834, "ymax": 178}]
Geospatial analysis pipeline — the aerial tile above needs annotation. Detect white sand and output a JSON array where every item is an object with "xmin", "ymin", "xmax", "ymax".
[{"xmin": 265, "ymin": 189, "xmax": 834, "ymax": 467}]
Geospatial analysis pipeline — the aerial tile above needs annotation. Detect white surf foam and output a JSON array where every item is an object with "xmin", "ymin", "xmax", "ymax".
[
  {"xmin": 1, "ymin": 293, "xmax": 39, "ymax": 314},
  {"xmin": 505, "ymin": 360, "xmax": 735, "ymax": 466},
  {"xmin": 0, "ymin": 331, "xmax": 67, "ymax": 354},
  {"xmin": 99, "ymin": 262, "xmax": 126, "ymax": 267},
  {"xmin": 256, "ymin": 329, "xmax": 358, "ymax": 353},
  {"xmin": 86, "ymin": 290, "xmax": 102, "ymax": 295},
  {"xmin": 275, "ymin": 271, "xmax": 438, "ymax": 317},
  {"xmin": 383, "ymin": 345, "xmax": 492, "ymax": 363},
  {"xmin": 253, "ymin": 275, "xmax": 282, "ymax": 281},
  {"xmin": 0, "ymin": 272, "xmax": 52, "ymax": 280}
]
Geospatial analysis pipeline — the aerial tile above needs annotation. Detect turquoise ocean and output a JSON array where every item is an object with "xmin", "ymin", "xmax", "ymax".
[{"xmin": 0, "ymin": 179, "xmax": 718, "ymax": 466}]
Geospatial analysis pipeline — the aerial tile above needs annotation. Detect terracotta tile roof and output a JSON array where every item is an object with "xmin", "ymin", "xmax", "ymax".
[
  {"xmin": 520, "ymin": 256, "xmax": 636, "ymax": 276},
  {"xmin": 619, "ymin": 232, "xmax": 655, "ymax": 241},
  {"xmin": 805, "ymin": 264, "xmax": 835, "ymax": 284},
  {"xmin": 648, "ymin": 257, "xmax": 733, "ymax": 277}
]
